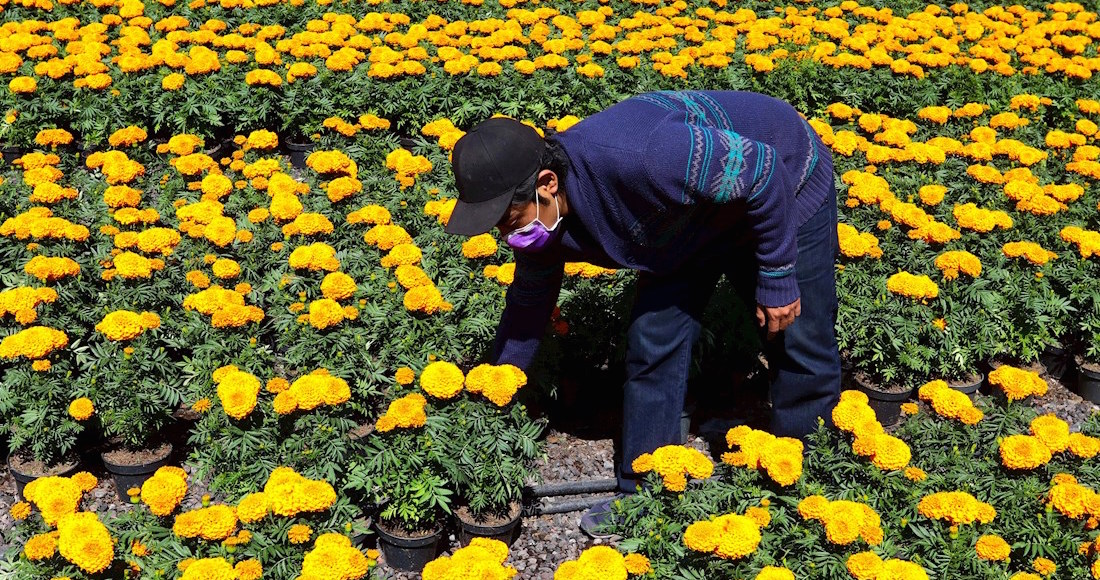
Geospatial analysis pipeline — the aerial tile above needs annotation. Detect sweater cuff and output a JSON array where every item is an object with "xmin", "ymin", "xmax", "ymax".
[{"xmin": 755, "ymin": 273, "xmax": 800, "ymax": 308}]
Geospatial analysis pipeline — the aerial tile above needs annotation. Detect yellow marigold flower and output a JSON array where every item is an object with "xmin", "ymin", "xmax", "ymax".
[
  {"xmin": 265, "ymin": 377, "xmax": 290, "ymax": 394},
  {"xmin": 57, "ymin": 512, "xmax": 114, "ymax": 573},
  {"xmin": 1001, "ymin": 434, "xmax": 1052, "ymax": 470},
  {"xmin": 24, "ymin": 256, "xmax": 81, "ymax": 282},
  {"xmin": 24, "ymin": 533, "xmax": 57, "ymax": 560},
  {"xmin": 1068, "ymin": 433, "xmax": 1100, "ymax": 459},
  {"xmin": 288, "ymin": 524, "xmax": 312, "ymax": 544},
  {"xmin": 215, "ymin": 369, "xmax": 261, "ymax": 420},
  {"xmin": 988, "ymin": 365, "xmax": 1048, "ymax": 400},
  {"xmin": 871, "ymin": 434, "xmax": 910, "ymax": 470},
  {"xmin": 308, "ymin": 298, "xmax": 347, "ymax": 330},
  {"xmin": 10, "ymin": 501, "xmax": 31, "ymax": 521},
  {"xmin": 631, "ymin": 445, "xmax": 713, "ymax": 492},
  {"xmin": 917, "ymin": 106, "xmax": 951, "ymax": 124},
  {"xmin": 1033, "ymin": 557, "xmax": 1056, "ymax": 576},
  {"xmin": 935, "ymin": 250, "xmax": 982, "ymax": 280},
  {"xmin": 142, "ymin": 466, "xmax": 188, "ymax": 516},
  {"xmin": 179, "ymin": 558, "xmax": 235, "ymax": 580},
  {"xmin": 380, "ymin": 243, "xmax": 423, "ymax": 268},
  {"xmin": 395, "ymin": 367, "xmax": 415, "ymax": 385},
  {"xmin": 1030, "ymin": 414, "xmax": 1070, "ymax": 453},
  {"xmin": 95, "ymin": 310, "xmax": 160, "ymax": 341},
  {"xmin": 69, "ymin": 397, "xmax": 94, "ymax": 420},
  {"xmin": 755, "ymin": 566, "xmax": 794, "ymax": 580},
  {"xmin": 1047, "ymin": 481, "xmax": 1094, "ymax": 519},
  {"xmin": 846, "ymin": 551, "xmax": 884, "ymax": 580},
  {"xmin": 404, "ymin": 284, "xmax": 451, "ymax": 315},
  {"xmin": 420, "ymin": 360, "xmax": 465, "ymax": 399},
  {"xmin": 683, "ymin": 514, "xmax": 760, "ymax": 560},
  {"xmin": 461, "ymin": 233, "xmax": 498, "ymax": 259},
  {"xmin": 321, "ymin": 272, "xmax": 357, "ymax": 301},
  {"xmin": 71, "ymin": 471, "xmax": 97, "ymax": 493},
  {"xmin": 288, "ymin": 242, "xmax": 340, "ymax": 271},
  {"xmin": 918, "ymin": 491, "xmax": 996, "ymax": 526},
  {"xmin": 622, "ymin": 553, "xmax": 650, "ymax": 575},
  {"xmin": 831, "ymin": 398, "xmax": 877, "ymax": 434},
  {"xmin": 245, "ymin": 130, "xmax": 278, "ymax": 150},
  {"xmin": 235, "ymin": 559, "xmax": 262, "ymax": 580},
  {"xmin": 976, "ymin": 534, "xmax": 1011, "ymax": 561},
  {"xmin": 904, "ymin": 466, "xmax": 927, "ymax": 481},
  {"xmin": 886, "ymin": 271, "xmax": 938, "ymax": 300},
  {"xmin": 900, "ymin": 402, "xmax": 918, "ymax": 415},
  {"xmin": 236, "ymin": 493, "xmax": 269, "ymax": 523},
  {"xmin": 837, "ymin": 223, "xmax": 882, "ymax": 259},
  {"xmin": 376, "ymin": 393, "xmax": 428, "ymax": 432}
]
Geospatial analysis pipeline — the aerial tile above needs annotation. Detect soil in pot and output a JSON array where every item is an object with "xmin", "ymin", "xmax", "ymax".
[
  {"xmin": 1078, "ymin": 359, "xmax": 1100, "ymax": 404},
  {"xmin": 948, "ymin": 372, "xmax": 984, "ymax": 401},
  {"xmin": 852, "ymin": 372, "xmax": 913, "ymax": 426},
  {"xmin": 101, "ymin": 442, "xmax": 173, "ymax": 502},
  {"xmin": 456, "ymin": 501, "xmax": 523, "ymax": 547},
  {"xmin": 8, "ymin": 453, "xmax": 80, "ymax": 501},
  {"xmin": 375, "ymin": 519, "xmax": 444, "ymax": 573}
]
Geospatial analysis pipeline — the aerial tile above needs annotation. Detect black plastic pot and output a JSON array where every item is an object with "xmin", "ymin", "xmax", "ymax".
[
  {"xmin": 456, "ymin": 504, "xmax": 522, "ymax": 547},
  {"xmin": 375, "ymin": 522, "xmax": 443, "ymax": 572},
  {"xmin": 349, "ymin": 517, "xmax": 374, "ymax": 550},
  {"xmin": 8, "ymin": 454, "xmax": 80, "ymax": 501},
  {"xmin": 285, "ymin": 140, "xmax": 315, "ymax": 170},
  {"xmin": 1, "ymin": 145, "xmax": 24, "ymax": 164},
  {"xmin": 853, "ymin": 374, "xmax": 913, "ymax": 426},
  {"xmin": 1040, "ymin": 345, "xmax": 1076, "ymax": 384},
  {"xmin": 948, "ymin": 373, "xmax": 984, "ymax": 401},
  {"xmin": 101, "ymin": 443, "xmax": 172, "ymax": 502},
  {"xmin": 1079, "ymin": 362, "xmax": 1100, "ymax": 404}
]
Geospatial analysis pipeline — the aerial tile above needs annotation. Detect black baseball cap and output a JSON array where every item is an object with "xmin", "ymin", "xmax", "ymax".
[{"xmin": 446, "ymin": 117, "xmax": 545, "ymax": 236}]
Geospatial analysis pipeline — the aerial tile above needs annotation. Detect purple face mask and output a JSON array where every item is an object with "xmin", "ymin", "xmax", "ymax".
[{"xmin": 505, "ymin": 196, "xmax": 563, "ymax": 253}]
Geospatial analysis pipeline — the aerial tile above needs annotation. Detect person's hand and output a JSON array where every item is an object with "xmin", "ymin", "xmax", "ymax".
[{"xmin": 756, "ymin": 298, "xmax": 801, "ymax": 340}]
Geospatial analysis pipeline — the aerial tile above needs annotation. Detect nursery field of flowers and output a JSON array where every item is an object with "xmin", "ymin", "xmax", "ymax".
[{"xmin": 1, "ymin": 0, "xmax": 1100, "ymax": 577}]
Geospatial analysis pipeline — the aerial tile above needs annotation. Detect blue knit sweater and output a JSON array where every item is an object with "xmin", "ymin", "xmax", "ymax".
[{"xmin": 493, "ymin": 90, "xmax": 833, "ymax": 370}]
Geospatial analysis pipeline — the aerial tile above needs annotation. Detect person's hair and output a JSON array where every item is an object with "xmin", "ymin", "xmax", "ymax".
[{"xmin": 511, "ymin": 137, "xmax": 569, "ymax": 207}]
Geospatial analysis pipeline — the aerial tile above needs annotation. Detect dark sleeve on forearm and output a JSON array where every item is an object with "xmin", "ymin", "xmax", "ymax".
[{"xmin": 491, "ymin": 254, "xmax": 565, "ymax": 371}]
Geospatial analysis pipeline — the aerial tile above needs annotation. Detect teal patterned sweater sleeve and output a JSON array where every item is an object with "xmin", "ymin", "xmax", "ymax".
[{"xmin": 642, "ymin": 109, "xmax": 800, "ymax": 307}]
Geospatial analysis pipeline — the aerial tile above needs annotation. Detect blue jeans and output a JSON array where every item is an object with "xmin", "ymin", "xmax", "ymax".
[{"xmin": 618, "ymin": 190, "xmax": 841, "ymax": 492}]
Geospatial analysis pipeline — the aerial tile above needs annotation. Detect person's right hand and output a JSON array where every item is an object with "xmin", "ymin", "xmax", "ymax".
[{"xmin": 756, "ymin": 298, "xmax": 801, "ymax": 340}]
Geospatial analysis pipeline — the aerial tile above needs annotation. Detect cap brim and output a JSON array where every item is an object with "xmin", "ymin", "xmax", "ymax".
[{"xmin": 444, "ymin": 191, "xmax": 515, "ymax": 236}]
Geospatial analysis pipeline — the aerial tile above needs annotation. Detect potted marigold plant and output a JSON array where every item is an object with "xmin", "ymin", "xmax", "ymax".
[
  {"xmin": 836, "ymin": 260, "xmax": 941, "ymax": 424},
  {"xmin": 1076, "ymin": 305, "xmax": 1100, "ymax": 403},
  {"xmin": 344, "ymin": 364, "xmax": 459, "ymax": 572},
  {"xmin": 5, "ymin": 471, "xmax": 118, "ymax": 577},
  {"xmin": 82, "ymin": 307, "xmax": 183, "ymax": 501},
  {"xmin": 185, "ymin": 362, "xmax": 364, "ymax": 501},
  {"xmin": 436, "ymin": 363, "xmax": 546, "ymax": 547},
  {"xmin": 109, "ymin": 464, "xmax": 372, "ymax": 580}
]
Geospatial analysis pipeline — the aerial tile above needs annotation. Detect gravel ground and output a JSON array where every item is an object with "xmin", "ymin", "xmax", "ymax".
[{"xmin": 2, "ymin": 368, "xmax": 1097, "ymax": 578}]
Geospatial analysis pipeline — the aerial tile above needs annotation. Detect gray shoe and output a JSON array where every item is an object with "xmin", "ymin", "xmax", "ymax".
[{"xmin": 579, "ymin": 496, "xmax": 624, "ymax": 540}]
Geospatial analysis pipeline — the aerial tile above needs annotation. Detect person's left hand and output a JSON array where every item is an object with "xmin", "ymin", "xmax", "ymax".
[{"xmin": 756, "ymin": 298, "xmax": 801, "ymax": 340}]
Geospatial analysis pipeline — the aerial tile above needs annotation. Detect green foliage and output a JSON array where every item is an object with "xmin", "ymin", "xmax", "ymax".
[
  {"xmin": 435, "ymin": 396, "xmax": 546, "ymax": 518},
  {"xmin": 344, "ymin": 414, "xmax": 455, "ymax": 533},
  {"xmin": 608, "ymin": 398, "xmax": 1100, "ymax": 580}
]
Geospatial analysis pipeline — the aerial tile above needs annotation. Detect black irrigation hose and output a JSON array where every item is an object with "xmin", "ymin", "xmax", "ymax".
[
  {"xmin": 529, "ymin": 478, "xmax": 618, "ymax": 498},
  {"xmin": 528, "ymin": 494, "xmax": 613, "ymax": 516}
]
